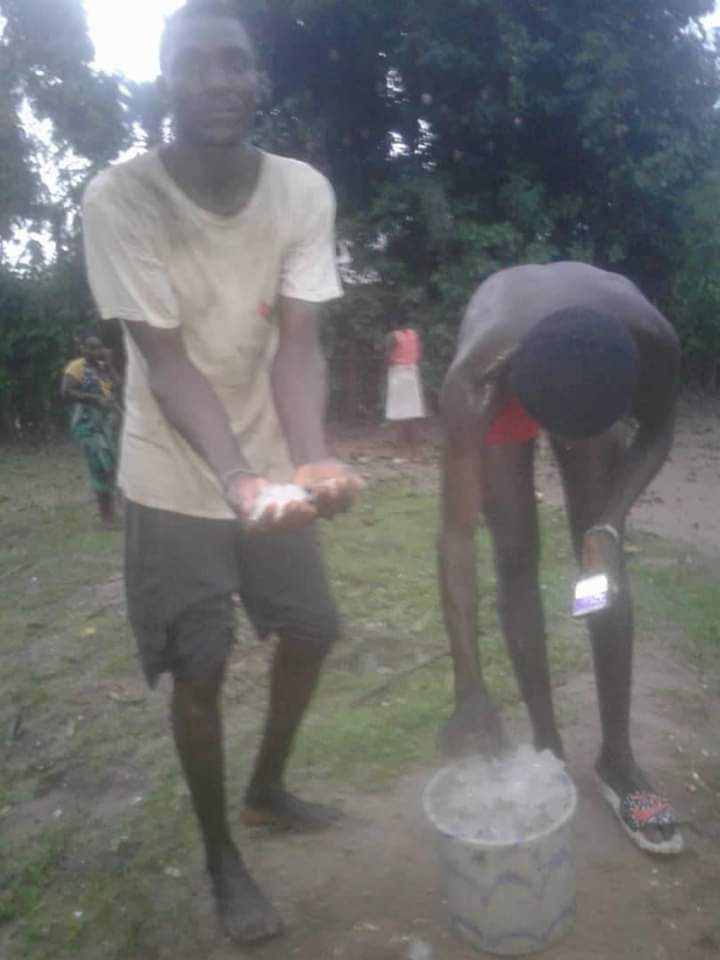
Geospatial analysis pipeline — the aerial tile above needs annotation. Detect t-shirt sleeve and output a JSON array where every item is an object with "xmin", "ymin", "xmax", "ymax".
[
  {"xmin": 82, "ymin": 175, "xmax": 180, "ymax": 330},
  {"xmin": 279, "ymin": 171, "xmax": 343, "ymax": 303}
]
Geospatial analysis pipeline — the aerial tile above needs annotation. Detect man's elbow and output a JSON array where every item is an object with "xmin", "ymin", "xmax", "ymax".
[{"xmin": 440, "ymin": 370, "xmax": 477, "ymax": 433}]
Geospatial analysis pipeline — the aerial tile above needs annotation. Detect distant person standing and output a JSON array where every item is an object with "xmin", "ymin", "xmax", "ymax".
[
  {"xmin": 61, "ymin": 335, "xmax": 119, "ymax": 527},
  {"xmin": 385, "ymin": 320, "xmax": 425, "ymax": 460}
]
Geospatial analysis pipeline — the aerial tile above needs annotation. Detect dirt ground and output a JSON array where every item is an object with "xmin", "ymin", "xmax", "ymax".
[
  {"xmin": 226, "ymin": 648, "xmax": 720, "ymax": 960},
  {"xmin": 539, "ymin": 398, "xmax": 720, "ymax": 557},
  {"xmin": 333, "ymin": 397, "xmax": 720, "ymax": 558},
  {"xmin": 269, "ymin": 402, "xmax": 720, "ymax": 960},
  {"xmin": 3, "ymin": 403, "xmax": 720, "ymax": 960}
]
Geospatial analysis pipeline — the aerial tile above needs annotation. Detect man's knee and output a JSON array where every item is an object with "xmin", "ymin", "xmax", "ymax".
[
  {"xmin": 276, "ymin": 605, "xmax": 340, "ymax": 661},
  {"xmin": 492, "ymin": 540, "xmax": 541, "ymax": 625},
  {"xmin": 173, "ymin": 665, "xmax": 224, "ymax": 718},
  {"xmin": 493, "ymin": 533, "xmax": 539, "ymax": 589}
]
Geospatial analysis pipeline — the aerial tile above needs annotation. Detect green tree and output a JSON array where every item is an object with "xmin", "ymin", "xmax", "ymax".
[
  {"xmin": 672, "ymin": 165, "xmax": 720, "ymax": 388},
  {"xmin": 245, "ymin": 0, "xmax": 720, "ymax": 399},
  {"xmin": 0, "ymin": 0, "xmax": 131, "ymax": 435},
  {"xmin": 0, "ymin": 0, "xmax": 129, "ymax": 252},
  {"xmin": 2, "ymin": 0, "xmax": 720, "ymax": 432}
]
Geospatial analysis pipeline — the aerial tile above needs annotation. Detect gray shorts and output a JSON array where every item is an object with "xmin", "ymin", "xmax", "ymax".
[{"xmin": 124, "ymin": 501, "xmax": 339, "ymax": 687}]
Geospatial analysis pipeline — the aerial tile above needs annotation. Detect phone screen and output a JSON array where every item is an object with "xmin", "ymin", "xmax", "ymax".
[{"xmin": 573, "ymin": 574, "xmax": 610, "ymax": 619}]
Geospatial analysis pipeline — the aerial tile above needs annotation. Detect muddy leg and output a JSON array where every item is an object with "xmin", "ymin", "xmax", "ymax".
[{"xmin": 172, "ymin": 665, "xmax": 282, "ymax": 943}]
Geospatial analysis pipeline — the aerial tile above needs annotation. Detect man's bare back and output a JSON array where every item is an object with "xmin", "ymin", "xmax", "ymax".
[{"xmin": 446, "ymin": 262, "xmax": 677, "ymax": 436}]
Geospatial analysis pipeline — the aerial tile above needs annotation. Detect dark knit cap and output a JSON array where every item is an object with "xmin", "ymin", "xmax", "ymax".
[{"xmin": 509, "ymin": 306, "xmax": 639, "ymax": 437}]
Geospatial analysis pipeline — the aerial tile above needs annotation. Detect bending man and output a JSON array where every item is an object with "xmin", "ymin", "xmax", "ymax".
[{"xmin": 438, "ymin": 262, "xmax": 682, "ymax": 855}]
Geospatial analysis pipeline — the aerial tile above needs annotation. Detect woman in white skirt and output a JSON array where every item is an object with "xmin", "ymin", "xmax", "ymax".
[{"xmin": 385, "ymin": 321, "xmax": 426, "ymax": 460}]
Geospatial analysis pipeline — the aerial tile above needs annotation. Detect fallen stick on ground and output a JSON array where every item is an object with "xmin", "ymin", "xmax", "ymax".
[
  {"xmin": 0, "ymin": 562, "xmax": 32, "ymax": 583},
  {"xmin": 85, "ymin": 603, "xmax": 115, "ymax": 621},
  {"xmin": 351, "ymin": 652, "xmax": 450, "ymax": 707},
  {"xmin": 7, "ymin": 708, "xmax": 24, "ymax": 744}
]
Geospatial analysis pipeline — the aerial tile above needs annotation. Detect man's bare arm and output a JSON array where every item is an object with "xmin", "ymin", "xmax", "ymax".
[
  {"xmin": 597, "ymin": 419, "xmax": 675, "ymax": 537},
  {"xmin": 271, "ymin": 298, "xmax": 328, "ymax": 466},
  {"xmin": 596, "ymin": 332, "xmax": 681, "ymax": 535},
  {"xmin": 123, "ymin": 322, "xmax": 263, "ymax": 521},
  {"xmin": 271, "ymin": 297, "xmax": 361, "ymax": 515},
  {"xmin": 438, "ymin": 442, "xmax": 483, "ymax": 700},
  {"xmin": 436, "ymin": 365, "xmax": 507, "ymax": 754},
  {"xmin": 437, "ymin": 364, "xmax": 500, "ymax": 700}
]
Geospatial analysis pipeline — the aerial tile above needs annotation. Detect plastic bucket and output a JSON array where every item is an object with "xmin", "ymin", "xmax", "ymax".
[{"xmin": 423, "ymin": 762, "xmax": 577, "ymax": 956}]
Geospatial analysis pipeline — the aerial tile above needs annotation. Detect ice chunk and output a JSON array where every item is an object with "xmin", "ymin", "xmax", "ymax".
[
  {"xmin": 249, "ymin": 484, "xmax": 310, "ymax": 524},
  {"xmin": 428, "ymin": 746, "xmax": 573, "ymax": 844}
]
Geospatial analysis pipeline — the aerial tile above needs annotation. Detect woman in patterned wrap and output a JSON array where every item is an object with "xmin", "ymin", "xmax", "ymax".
[{"xmin": 61, "ymin": 335, "xmax": 120, "ymax": 526}]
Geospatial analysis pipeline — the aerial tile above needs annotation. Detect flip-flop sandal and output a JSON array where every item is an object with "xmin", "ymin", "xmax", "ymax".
[{"xmin": 597, "ymin": 777, "xmax": 684, "ymax": 855}]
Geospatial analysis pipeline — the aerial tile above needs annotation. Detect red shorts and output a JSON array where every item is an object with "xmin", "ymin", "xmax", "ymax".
[{"xmin": 484, "ymin": 398, "xmax": 540, "ymax": 446}]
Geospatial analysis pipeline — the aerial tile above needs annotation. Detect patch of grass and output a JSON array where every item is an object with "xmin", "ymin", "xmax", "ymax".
[
  {"xmin": 292, "ymin": 483, "xmax": 585, "ymax": 786},
  {"xmin": 2, "ymin": 451, "xmax": 720, "ymax": 959},
  {"xmin": 631, "ymin": 536, "xmax": 720, "ymax": 656},
  {"xmin": 11, "ymin": 763, "xmax": 211, "ymax": 960},
  {"xmin": 0, "ymin": 828, "xmax": 68, "ymax": 928}
]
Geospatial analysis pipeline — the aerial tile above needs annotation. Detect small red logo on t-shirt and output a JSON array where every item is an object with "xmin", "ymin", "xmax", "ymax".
[{"xmin": 258, "ymin": 302, "xmax": 272, "ymax": 320}]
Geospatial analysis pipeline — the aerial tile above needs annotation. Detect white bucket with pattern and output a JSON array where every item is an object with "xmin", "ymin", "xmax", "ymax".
[{"xmin": 423, "ymin": 758, "xmax": 577, "ymax": 956}]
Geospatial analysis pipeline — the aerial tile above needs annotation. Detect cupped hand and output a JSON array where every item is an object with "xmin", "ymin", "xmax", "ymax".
[
  {"xmin": 225, "ymin": 476, "xmax": 317, "ymax": 531},
  {"xmin": 294, "ymin": 460, "xmax": 362, "ymax": 519}
]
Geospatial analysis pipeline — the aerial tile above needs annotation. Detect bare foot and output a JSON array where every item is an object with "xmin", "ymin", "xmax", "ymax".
[
  {"xmin": 209, "ymin": 845, "xmax": 283, "ymax": 945},
  {"xmin": 438, "ymin": 694, "xmax": 506, "ymax": 757},
  {"xmin": 243, "ymin": 789, "xmax": 342, "ymax": 832}
]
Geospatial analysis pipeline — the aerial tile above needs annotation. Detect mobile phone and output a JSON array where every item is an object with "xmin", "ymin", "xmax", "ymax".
[{"xmin": 572, "ymin": 574, "xmax": 611, "ymax": 619}]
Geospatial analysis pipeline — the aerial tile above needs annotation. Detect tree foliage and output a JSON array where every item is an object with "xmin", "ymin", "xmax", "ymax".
[
  {"xmin": 672, "ymin": 160, "xmax": 720, "ymax": 387},
  {"xmin": 0, "ymin": 0, "xmax": 131, "ymax": 435},
  {"xmin": 0, "ymin": 0, "xmax": 129, "ymax": 247},
  {"xmin": 244, "ymin": 0, "xmax": 720, "ymax": 402},
  {"xmin": 0, "ymin": 254, "xmax": 92, "ymax": 435},
  {"xmin": 2, "ymin": 0, "xmax": 720, "ymax": 433}
]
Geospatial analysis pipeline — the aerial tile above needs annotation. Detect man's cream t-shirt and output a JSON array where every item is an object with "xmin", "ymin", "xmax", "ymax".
[{"xmin": 83, "ymin": 149, "xmax": 343, "ymax": 519}]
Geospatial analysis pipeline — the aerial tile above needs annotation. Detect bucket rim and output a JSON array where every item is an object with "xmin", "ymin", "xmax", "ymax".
[{"xmin": 422, "ymin": 760, "xmax": 578, "ymax": 849}]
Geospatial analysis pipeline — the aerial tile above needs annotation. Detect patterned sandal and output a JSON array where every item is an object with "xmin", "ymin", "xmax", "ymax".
[{"xmin": 597, "ymin": 778, "xmax": 684, "ymax": 855}]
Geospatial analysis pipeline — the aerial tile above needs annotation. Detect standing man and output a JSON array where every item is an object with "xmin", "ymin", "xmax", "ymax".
[
  {"xmin": 82, "ymin": 0, "xmax": 360, "ymax": 944},
  {"xmin": 385, "ymin": 318, "xmax": 426, "ymax": 460},
  {"xmin": 438, "ymin": 262, "xmax": 683, "ymax": 856}
]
